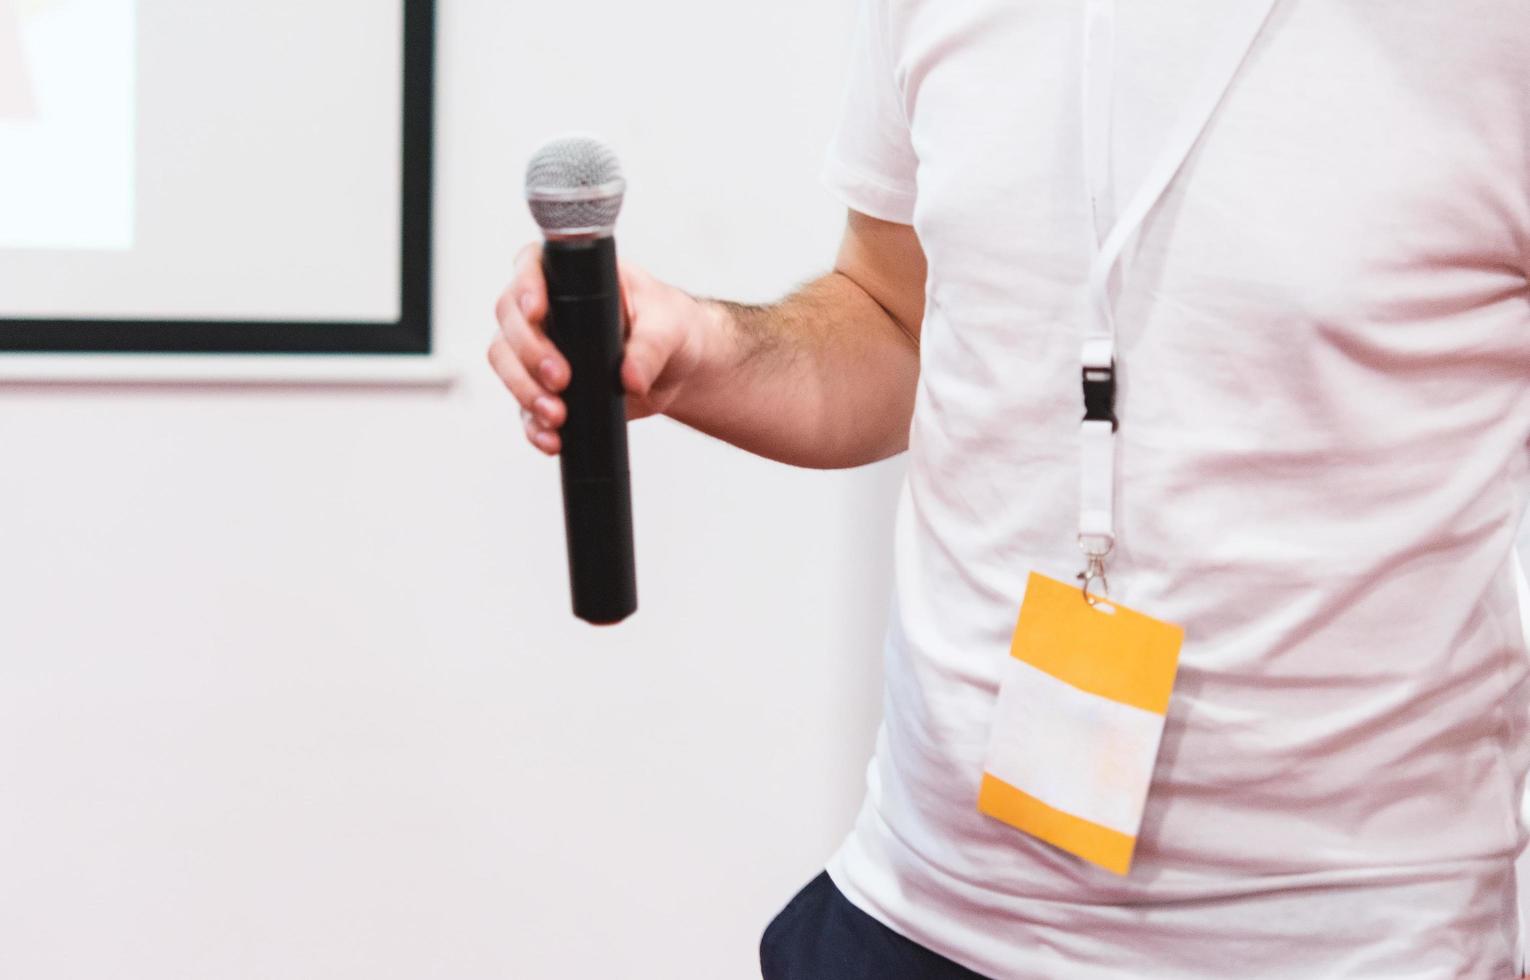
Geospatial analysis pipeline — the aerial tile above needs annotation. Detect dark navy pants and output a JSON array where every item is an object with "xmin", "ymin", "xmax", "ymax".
[{"xmin": 759, "ymin": 872, "xmax": 990, "ymax": 979}]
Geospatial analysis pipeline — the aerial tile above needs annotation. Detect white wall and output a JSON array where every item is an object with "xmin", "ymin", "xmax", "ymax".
[{"xmin": 0, "ymin": 2, "xmax": 905, "ymax": 977}]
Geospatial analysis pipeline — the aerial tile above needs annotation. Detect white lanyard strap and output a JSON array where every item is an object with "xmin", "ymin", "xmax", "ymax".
[{"xmin": 1077, "ymin": 0, "xmax": 1279, "ymax": 599}]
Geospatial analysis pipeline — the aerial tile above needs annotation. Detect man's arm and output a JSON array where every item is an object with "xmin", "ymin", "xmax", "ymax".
[
  {"xmin": 489, "ymin": 209, "xmax": 926, "ymax": 469},
  {"xmin": 667, "ymin": 211, "xmax": 925, "ymax": 467}
]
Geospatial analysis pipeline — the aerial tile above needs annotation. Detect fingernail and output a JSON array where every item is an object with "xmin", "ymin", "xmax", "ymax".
[
  {"xmin": 533, "ymin": 395, "xmax": 557, "ymax": 424},
  {"xmin": 534, "ymin": 431, "xmax": 557, "ymax": 451},
  {"xmin": 539, "ymin": 358, "xmax": 561, "ymax": 387},
  {"xmin": 519, "ymin": 293, "xmax": 536, "ymax": 317}
]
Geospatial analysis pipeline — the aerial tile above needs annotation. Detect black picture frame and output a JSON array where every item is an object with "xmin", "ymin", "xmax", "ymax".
[{"xmin": 0, "ymin": 0, "xmax": 435, "ymax": 356}]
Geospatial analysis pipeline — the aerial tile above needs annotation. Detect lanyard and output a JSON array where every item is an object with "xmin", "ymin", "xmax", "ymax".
[{"xmin": 1076, "ymin": 0, "xmax": 1279, "ymax": 602}]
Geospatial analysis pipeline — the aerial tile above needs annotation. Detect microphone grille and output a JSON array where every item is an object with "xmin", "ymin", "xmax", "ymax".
[{"xmin": 525, "ymin": 135, "xmax": 626, "ymax": 234}]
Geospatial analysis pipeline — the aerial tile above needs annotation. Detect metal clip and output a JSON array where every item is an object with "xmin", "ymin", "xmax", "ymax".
[{"xmin": 1077, "ymin": 536, "xmax": 1113, "ymax": 606}]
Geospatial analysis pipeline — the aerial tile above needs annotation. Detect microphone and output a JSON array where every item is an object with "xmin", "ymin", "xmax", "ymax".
[{"xmin": 524, "ymin": 135, "xmax": 638, "ymax": 626}]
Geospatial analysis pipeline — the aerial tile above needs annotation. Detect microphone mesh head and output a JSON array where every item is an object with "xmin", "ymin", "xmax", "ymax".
[{"xmin": 525, "ymin": 135, "xmax": 625, "ymax": 234}]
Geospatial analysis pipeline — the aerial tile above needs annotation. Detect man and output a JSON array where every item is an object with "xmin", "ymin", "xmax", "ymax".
[{"xmin": 491, "ymin": 0, "xmax": 1530, "ymax": 975}]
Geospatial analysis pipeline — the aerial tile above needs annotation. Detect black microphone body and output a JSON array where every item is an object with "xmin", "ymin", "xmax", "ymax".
[{"xmin": 542, "ymin": 235, "xmax": 637, "ymax": 625}]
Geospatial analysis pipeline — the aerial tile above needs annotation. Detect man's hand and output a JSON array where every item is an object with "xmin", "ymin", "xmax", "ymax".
[
  {"xmin": 488, "ymin": 244, "xmax": 713, "ymax": 456},
  {"xmin": 489, "ymin": 210, "xmax": 926, "ymax": 469}
]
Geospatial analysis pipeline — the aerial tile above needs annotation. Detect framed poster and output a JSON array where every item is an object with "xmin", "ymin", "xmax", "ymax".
[{"xmin": 0, "ymin": 0, "xmax": 440, "ymax": 383}]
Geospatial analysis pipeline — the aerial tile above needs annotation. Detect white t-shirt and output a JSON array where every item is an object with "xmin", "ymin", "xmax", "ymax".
[{"xmin": 821, "ymin": 1, "xmax": 1530, "ymax": 976}]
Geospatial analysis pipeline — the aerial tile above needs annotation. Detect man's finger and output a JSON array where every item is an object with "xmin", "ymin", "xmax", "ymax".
[
  {"xmin": 522, "ymin": 406, "xmax": 562, "ymax": 455},
  {"xmin": 512, "ymin": 243, "xmax": 548, "ymax": 323},
  {"xmin": 621, "ymin": 330, "xmax": 670, "ymax": 397},
  {"xmin": 494, "ymin": 293, "xmax": 569, "ymax": 394},
  {"xmin": 487, "ymin": 335, "xmax": 565, "ymax": 428}
]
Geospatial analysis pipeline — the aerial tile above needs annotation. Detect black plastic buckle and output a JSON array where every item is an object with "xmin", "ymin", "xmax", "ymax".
[{"xmin": 1082, "ymin": 362, "xmax": 1118, "ymax": 431}]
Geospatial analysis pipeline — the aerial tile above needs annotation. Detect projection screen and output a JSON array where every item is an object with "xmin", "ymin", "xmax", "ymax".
[{"xmin": 0, "ymin": 0, "xmax": 434, "ymax": 374}]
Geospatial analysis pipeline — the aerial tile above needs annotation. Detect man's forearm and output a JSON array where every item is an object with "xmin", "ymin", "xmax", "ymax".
[{"xmin": 665, "ymin": 271, "xmax": 920, "ymax": 469}]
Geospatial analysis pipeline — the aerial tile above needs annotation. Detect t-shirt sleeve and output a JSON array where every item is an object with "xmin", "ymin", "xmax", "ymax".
[{"xmin": 822, "ymin": 0, "xmax": 918, "ymax": 225}]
